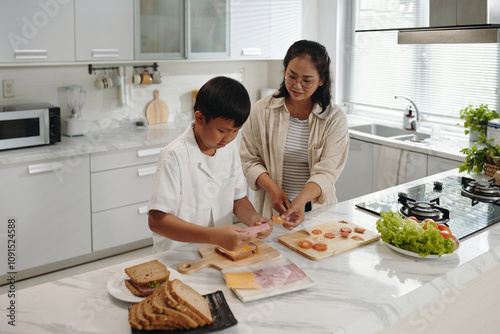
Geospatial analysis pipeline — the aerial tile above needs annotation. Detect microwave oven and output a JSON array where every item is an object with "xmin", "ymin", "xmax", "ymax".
[{"xmin": 0, "ymin": 103, "xmax": 61, "ymax": 151}]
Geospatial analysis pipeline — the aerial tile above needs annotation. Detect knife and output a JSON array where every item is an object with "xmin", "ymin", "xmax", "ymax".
[{"xmin": 302, "ymin": 225, "xmax": 312, "ymax": 236}]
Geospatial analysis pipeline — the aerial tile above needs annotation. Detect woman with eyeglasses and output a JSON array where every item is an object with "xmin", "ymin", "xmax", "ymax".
[{"xmin": 239, "ymin": 40, "xmax": 349, "ymax": 230}]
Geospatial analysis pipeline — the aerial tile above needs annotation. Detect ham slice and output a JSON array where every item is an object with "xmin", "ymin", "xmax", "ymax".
[
  {"xmin": 253, "ymin": 264, "xmax": 307, "ymax": 288},
  {"xmin": 240, "ymin": 224, "xmax": 270, "ymax": 235},
  {"xmin": 126, "ymin": 279, "xmax": 163, "ymax": 295}
]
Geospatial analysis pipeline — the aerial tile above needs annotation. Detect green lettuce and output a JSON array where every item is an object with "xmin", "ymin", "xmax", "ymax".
[
  {"xmin": 376, "ymin": 211, "xmax": 454, "ymax": 258},
  {"xmin": 146, "ymin": 279, "xmax": 167, "ymax": 288}
]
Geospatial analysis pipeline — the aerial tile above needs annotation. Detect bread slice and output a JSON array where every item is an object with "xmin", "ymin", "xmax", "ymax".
[
  {"xmin": 152, "ymin": 281, "xmax": 207, "ymax": 327},
  {"xmin": 215, "ymin": 242, "xmax": 258, "ymax": 261},
  {"xmin": 142, "ymin": 288, "xmax": 198, "ymax": 329},
  {"xmin": 168, "ymin": 279, "xmax": 213, "ymax": 325},
  {"xmin": 133, "ymin": 300, "xmax": 176, "ymax": 331},
  {"xmin": 128, "ymin": 303, "xmax": 143, "ymax": 330},
  {"xmin": 125, "ymin": 259, "xmax": 170, "ymax": 285},
  {"xmin": 124, "ymin": 260, "xmax": 170, "ymax": 297}
]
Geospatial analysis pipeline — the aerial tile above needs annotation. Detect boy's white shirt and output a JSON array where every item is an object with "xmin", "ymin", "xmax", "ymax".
[{"xmin": 148, "ymin": 123, "xmax": 247, "ymax": 253}]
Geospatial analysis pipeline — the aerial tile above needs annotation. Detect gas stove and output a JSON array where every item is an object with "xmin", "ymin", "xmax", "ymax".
[
  {"xmin": 355, "ymin": 175, "xmax": 500, "ymax": 240},
  {"xmin": 461, "ymin": 177, "xmax": 500, "ymax": 205}
]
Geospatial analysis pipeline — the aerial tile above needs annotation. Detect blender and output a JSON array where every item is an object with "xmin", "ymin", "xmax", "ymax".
[{"xmin": 63, "ymin": 85, "xmax": 87, "ymax": 136}]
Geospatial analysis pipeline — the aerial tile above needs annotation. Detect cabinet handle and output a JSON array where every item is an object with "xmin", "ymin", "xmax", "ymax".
[
  {"xmin": 138, "ymin": 206, "xmax": 148, "ymax": 215},
  {"xmin": 14, "ymin": 49, "xmax": 48, "ymax": 59},
  {"xmin": 137, "ymin": 166, "xmax": 156, "ymax": 177},
  {"xmin": 28, "ymin": 162, "xmax": 62, "ymax": 174},
  {"xmin": 91, "ymin": 49, "xmax": 120, "ymax": 58},
  {"xmin": 137, "ymin": 147, "xmax": 162, "ymax": 158}
]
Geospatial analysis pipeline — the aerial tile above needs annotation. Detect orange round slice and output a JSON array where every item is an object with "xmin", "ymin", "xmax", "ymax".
[{"xmin": 272, "ymin": 215, "xmax": 284, "ymax": 224}]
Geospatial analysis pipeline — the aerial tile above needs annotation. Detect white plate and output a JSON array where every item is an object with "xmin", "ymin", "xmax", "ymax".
[
  {"xmin": 221, "ymin": 257, "xmax": 315, "ymax": 302},
  {"xmin": 383, "ymin": 240, "xmax": 459, "ymax": 259},
  {"xmin": 107, "ymin": 265, "xmax": 182, "ymax": 303}
]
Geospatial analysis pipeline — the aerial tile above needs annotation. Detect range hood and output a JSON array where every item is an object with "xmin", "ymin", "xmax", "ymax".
[{"xmin": 356, "ymin": 0, "xmax": 500, "ymax": 44}]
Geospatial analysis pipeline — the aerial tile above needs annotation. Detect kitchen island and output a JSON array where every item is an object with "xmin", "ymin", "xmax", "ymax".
[{"xmin": 1, "ymin": 169, "xmax": 500, "ymax": 334}]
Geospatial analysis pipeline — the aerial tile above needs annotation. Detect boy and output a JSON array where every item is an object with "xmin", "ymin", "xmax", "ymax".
[{"xmin": 148, "ymin": 76, "xmax": 273, "ymax": 253}]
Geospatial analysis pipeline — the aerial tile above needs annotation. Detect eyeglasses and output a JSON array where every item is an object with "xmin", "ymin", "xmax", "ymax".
[{"xmin": 284, "ymin": 75, "xmax": 317, "ymax": 89}]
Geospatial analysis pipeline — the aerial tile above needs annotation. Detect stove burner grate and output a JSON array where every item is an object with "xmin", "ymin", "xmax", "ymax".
[
  {"xmin": 398, "ymin": 193, "xmax": 450, "ymax": 223},
  {"xmin": 461, "ymin": 177, "xmax": 500, "ymax": 205}
]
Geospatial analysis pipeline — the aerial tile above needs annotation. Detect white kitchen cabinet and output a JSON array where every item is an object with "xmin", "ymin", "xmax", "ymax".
[
  {"xmin": 75, "ymin": 0, "xmax": 134, "ymax": 61},
  {"xmin": 427, "ymin": 155, "xmax": 461, "ymax": 175},
  {"xmin": 0, "ymin": 156, "xmax": 91, "ymax": 275},
  {"xmin": 135, "ymin": 0, "xmax": 185, "ymax": 59},
  {"xmin": 336, "ymin": 139, "xmax": 378, "ymax": 202},
  {"xmin": 90, "ymin": 145, "xmax": 163, "ymax": 251},
  {"xmin": 187, "ymin": 0, "xmax": 229, "ymax": 58},
  {"xmin": 404, "ymin": 150, "xmax": 428, "ymax": 182},
  {"xmin": 0, "ymin": 0, "xmax": 75, "ymax": 63},
  {"xmin": 230, "ymin": 0, "xmax": 271, "ymax": 59},
  {"xmin": 230, "ymin": 0, "xmax": 302, "ymax": 59},
  {"xmin": 135, "ymin": 0, "xmax": 229, "ymax": 60}
]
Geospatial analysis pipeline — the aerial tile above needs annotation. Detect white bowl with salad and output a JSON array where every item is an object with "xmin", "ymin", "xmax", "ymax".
[{"xmin": 376, "ymin": 211, "xmax": 459, "ymax": 258}]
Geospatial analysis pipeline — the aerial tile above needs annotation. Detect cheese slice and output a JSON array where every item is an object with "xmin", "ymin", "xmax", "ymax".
[
  {"xmin": 224, "ymin": 272, "xmax": 259, "ymax": 289},
  {"xmin": 219, "ymin": 244, "xmax": 253, "ymax": 257}
]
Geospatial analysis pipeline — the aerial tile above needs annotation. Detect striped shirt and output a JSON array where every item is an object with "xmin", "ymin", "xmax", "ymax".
[{"xmin": 282, "ymin": 115, "xmax": 310, "ymax": 201}]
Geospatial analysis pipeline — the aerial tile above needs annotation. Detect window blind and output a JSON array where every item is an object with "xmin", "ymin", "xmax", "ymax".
[{"xmin": 344, "ymin": 0, "xmax": 500, "ymax": 119}]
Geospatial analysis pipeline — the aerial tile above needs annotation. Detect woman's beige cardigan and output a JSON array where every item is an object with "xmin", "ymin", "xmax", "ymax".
[{"xmin": 239, "ymin": 95, "xmax": 350, "ymax": 218}]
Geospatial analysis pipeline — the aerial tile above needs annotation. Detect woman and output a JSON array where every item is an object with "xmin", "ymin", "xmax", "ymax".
[{"xmin": 239, "ymin": 40, "xmax": 349, "ymax": 230}]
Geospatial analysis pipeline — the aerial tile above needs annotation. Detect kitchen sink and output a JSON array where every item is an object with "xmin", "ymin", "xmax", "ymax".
[
  {"xmin": 349, "ymin": 124, "xmax": 430, "ymax": 142},
  {"xmin": 391, "ymin": 133, "xmax": 431, "ymax": 142},
  {"xmin": 349, "ymin": 124, "xmax": 411, "ymax": 137}
]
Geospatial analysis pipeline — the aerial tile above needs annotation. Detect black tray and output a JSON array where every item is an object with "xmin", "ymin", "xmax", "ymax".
[{"xmin": 130, "ymin": 290, "xmax": 237, "ymax": 333}]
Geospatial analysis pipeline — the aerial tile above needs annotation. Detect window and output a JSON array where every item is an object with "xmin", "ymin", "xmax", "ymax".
[{"xmin": 342, "ymin": 0, "xmax": 499, "ymax": 123}]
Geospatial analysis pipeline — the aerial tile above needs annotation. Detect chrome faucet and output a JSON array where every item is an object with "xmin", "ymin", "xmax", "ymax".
[{"xmin": 395, "ymin": 96, "xmax": 420, "ymax": 131}]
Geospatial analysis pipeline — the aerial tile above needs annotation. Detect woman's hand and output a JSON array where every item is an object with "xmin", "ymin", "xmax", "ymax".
[
  {"xmin": 210, "ymin": 225, "xmax": 253, "ymax": 250},
  {"xmin": 269, "ymin": 187, "xmax": 291, "ymax": 214},
  {"xmin": 281, "ymin": 200, "xmax": 306, "ymax": 230}
]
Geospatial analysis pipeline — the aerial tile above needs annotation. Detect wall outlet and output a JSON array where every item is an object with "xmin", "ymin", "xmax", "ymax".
[{"xmin": 3, "ymin": 79, "xmax": 15, "ymax": 98}]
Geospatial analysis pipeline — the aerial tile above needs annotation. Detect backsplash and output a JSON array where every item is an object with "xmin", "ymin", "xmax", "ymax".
[{"xmin": 0, "ymin": 60, "xmax": 276, "ymax": 131}]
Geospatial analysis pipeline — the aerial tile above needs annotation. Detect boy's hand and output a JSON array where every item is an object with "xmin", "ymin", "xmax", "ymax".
[
  {"xmin": 255, "ymin": 219, "xmax": 273, "ymax": 238},
  {"xmin": 211, "ymin": 225, "xmax": 253, "ymax": 251}
]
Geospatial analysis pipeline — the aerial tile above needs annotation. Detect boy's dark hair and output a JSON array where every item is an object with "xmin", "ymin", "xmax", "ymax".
[
  {"xmin": 274, "ymin": 40, "xmax": 332, "ymax": 113},
  {"xmin": 193, "ymin": 76, "xmax": 251, "ymax": 127}
]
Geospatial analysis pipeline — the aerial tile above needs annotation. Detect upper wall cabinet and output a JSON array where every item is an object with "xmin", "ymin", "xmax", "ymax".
[
  {"xmin": 230, "ymin": 0, "xmax": 302, "ymax": 59},
  {"xmin": 0, "ymin": 0, "xmax": 75, "ymax": 63},
  {"xmin": 135, "ymin": 0, "xmax": 185, "ymax": 59},
  {"xmin": 75, "ymin": 0, "xmax": 135, "ymax": 61},
  {"xmin": 135, "ymin": 0, "xmax": 228, "ymax": 60},
  {"xmin": 230, "ymin": 0, "xmax": 271, "ymax": 58},
  {"xmin": 187, "ymin": 0, "xmax": 229, "ymax": 58}
]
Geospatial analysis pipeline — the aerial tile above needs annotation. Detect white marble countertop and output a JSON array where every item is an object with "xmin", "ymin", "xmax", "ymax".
[
  {"xmin": 0, "ymin": 115, "xmax": 470, "ymax": 166},
  {"xmin": 2, "ymin": 169, "xmax": 500, "ymax": 333},
  {"xmin": 0, "ymin": 121, "xmax": 192, "ymax": 165}
]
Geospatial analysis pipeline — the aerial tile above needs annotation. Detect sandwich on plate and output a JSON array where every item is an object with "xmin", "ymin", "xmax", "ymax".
[{"xmin": 124, "ymin": 259, "xmax": 170, "ymax": 297}]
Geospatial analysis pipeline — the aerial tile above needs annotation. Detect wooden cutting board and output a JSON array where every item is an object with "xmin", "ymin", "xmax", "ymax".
[
  {"xmin": 278, "ymin": 220, "xmax": 380, "ymax": 261},
  {"xmin": 146, "ymin": 90, "xmax": 169, "ymax": 124},
  {"xmin": 177, "ymin": 239, "xmax": 281, "ymax": 274}
]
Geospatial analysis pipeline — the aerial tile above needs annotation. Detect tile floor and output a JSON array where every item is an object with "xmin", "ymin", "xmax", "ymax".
[{"xmin": 0, "ymin": 246, "xmax": 153, "ymax": 295}]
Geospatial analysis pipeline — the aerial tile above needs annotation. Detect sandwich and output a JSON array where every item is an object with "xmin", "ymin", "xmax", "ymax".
[
  {"xmin": 124, "ymin": 260, "xmax": 170, "ymax": 297},
  {"xmin": 215, "ymin": 242, "xmax": 258, "ymax": 261},
  {"xmin": 128, "ymin": 279, "xmax": 213, "ymax": 331}
]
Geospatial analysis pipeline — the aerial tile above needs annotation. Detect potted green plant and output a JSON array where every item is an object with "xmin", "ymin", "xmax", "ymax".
[
  {"xmin": 459, "ymin": 104, "xmax": 499, "ymax": 142},
  {"xmin": 459, "ymin": 141, "xmax": 500, "ymax": 175}
]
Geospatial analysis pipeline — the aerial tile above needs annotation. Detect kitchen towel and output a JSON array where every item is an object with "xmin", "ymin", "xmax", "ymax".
[{"xmin": 376, "ymin": 146, "xmax": 408, "ymax": 190}]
